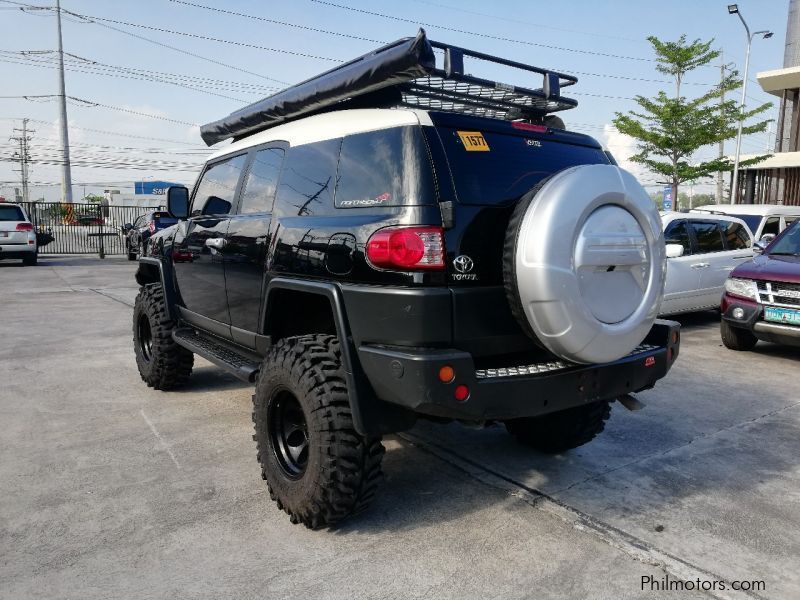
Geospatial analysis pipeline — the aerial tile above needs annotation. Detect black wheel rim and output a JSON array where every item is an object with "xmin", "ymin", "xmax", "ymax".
[
  {"xmin": 137, "ymin": 314, "xmax": 153, "ymax": 363},
  {"xmin": 269, "ymin": 390, "xmax": 309, "ymax": 479}
]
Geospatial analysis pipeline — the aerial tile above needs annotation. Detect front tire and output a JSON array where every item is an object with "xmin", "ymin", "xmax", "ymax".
[
  {"xmin": 252, "ymin": 334, "xmax": 384, "ymax": 529},
  {"xmin": 133, "ymin": 283, "xmax": 193, "ymax": 389},
  {"xmin": 505, "ymin": 401, "xmax": 612, "ymax": 453},
  {"xmin": 720, "ymin": 319, "xmax": 758, "ymax": 351}
]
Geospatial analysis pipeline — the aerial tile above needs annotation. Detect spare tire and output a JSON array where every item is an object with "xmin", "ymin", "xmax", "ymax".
[{"xmin": 503, "ymin": 165, "xmax": 665, "ymax": 365}]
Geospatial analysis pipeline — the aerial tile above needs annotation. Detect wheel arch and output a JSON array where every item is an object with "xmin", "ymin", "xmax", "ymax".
[
  {"xmin": 263, "ymin": 278, "xmax": 416, "ymax": 436},
  {"xmin": 135, "ymin": 257, "xmax": 179, "ymax": 321}
]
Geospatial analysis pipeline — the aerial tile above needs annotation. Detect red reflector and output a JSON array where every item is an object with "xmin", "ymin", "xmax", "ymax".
[
  {"xmin": 644, "ymin": 356, "xmax": 655, "ymax": 367},
  {"xmin": 511, "ymin": 121, "xmax": 548, "ymax": 133},
  {"xmin": 16, "ymin": 222, "xmax": 33, "ymax": 231},
  {"xmin": 454, "ymin": 384, "xmax": 470, "ymax": 402},
  {"xmin": 667, "ymin": 348, "xmax": 673, "ymax": 362},
  {"xmin": 366, "ymin": 226, "xmax": 444, "ymax": 271}
]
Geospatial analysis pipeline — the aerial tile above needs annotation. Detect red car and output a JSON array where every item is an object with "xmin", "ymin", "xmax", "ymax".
[{"xmin": 721, "ymin": 219, "xmax": 800, "ymax": 350}]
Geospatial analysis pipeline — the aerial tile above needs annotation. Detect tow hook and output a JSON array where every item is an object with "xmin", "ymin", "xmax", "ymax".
[{"xmin": 618, "ymin": 394, "xmax": 646, "ymax": 411}]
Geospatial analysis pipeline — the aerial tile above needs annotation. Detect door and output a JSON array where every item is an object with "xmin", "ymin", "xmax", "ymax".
[
  {"xmin": 661, "ymin": 219, "xmax": 702, "ymax": 314},
  {"xmin": 224, "ymin": 146, "xmax": 285, "ymax": 347},
  {"xmin": 689, "ymin": 220, "xmax": 733, "ymax": 309},
  {"xmin": 173, "ymin": 153, "xmax": 247, "ymax": 329}
]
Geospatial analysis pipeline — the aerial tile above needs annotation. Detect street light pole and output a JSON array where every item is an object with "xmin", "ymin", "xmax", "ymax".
[{"xmin": 728, "ymin": 5, "xmax": 772, "ymax": 204}]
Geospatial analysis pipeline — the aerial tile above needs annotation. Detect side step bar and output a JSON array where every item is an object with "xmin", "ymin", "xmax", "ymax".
[{"xmin": 173, "ymin": 328, "xmax": 261, "ymax": 383}]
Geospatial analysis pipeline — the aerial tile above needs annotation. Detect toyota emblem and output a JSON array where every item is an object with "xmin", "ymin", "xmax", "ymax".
[{"xmin": 453, "ymin": 255, "xmax": 474, "ymax": 273}]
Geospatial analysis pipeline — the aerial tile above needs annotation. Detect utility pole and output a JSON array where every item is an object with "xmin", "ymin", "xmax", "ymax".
[
  {"xmin": 55, "ymin": 0, "xmax": 73, "ymax": 203},
  {"xmin": 717, "ymin": 54, "xmax": 728, "ymax": 204},
  {"xmin": 10, "ymin": 118, "xmax": 32, "ymax": 203}
]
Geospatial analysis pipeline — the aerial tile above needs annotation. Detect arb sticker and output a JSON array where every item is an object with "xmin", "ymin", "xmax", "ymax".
[{"xmin": 457, "ymin": 131, "xmax": 490, "ymax": 152}]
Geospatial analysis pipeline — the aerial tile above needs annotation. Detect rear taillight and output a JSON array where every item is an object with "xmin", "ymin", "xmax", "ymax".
[
  {"xmin": 366, "ymin": 226, "xmax": 445, "ymax": 271},
  {"xmin": 16, "ymin": 222, "xmax": 33, "ymax": 231},
  {"xmin": 148, "ymin": 221, "xmax": 156, "ymax": 233}
]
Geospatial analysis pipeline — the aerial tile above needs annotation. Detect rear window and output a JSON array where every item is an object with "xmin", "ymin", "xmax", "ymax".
[
  {"xmin": 154, "ymin": 214, "xmax": 178, "ymax": 227},
  {"xmin": 436, "ymin": 127, "xmax": 608, "ymax": 205},
  {"xmin": 0, "ymin": 205, "xmax": 24, "ymax": 221},
  {"xmin": 335, "ymin": 126, "xmax": 435, "ymax": 208}
]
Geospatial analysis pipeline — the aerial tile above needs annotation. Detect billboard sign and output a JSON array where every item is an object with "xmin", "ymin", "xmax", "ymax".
[
  {"xmin": 135, "ymin": 181, "xmax": 180, "ymax": 196},
  {"xmin": 663, "ymin": 186, "xmax": 673, "ymax": 211}
]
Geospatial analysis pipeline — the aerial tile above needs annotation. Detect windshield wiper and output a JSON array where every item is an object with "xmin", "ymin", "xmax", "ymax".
[{"xmin": 768, "ymin": 251, "xmax": 800, "ymax": 256}]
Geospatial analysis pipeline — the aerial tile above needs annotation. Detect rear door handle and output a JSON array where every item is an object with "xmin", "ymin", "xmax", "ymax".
[{"xmin": 205, "ymin": 237, "xmax": 226, "ymax": 251}]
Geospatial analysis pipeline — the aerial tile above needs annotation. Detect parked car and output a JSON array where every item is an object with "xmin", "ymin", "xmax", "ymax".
[
  {"xmin": 660, "ymin": 212, "xmax": 754, "ymax": 315},
  {"xmin": 691, "ymin": 204, "xmax": 800, "ymax": 246},
  {"xmin": 720, "ymin": 219, "xmax": 800, "ymax": 350},
  {"xmin": 0, "ymin": 201, "xmax": 38, "ymax": 266},
  {"xmin": 131, "ymin": 31, "xmax": 680, "ymax": 528},
  {"xmin": 122, "ymin": 211, "xmax": 178, "ymax": 260}
]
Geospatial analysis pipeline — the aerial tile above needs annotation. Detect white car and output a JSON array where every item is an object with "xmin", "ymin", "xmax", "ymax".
[
  {"xmin": 691, "ymin": 204, "xmax": 800, "ymax": 245},
  {"xmin": 0, "ymin": 202, "xmax": 38, "ymax": 266},
  {"xmin": 660, "ymin": 212, "xmax": 753, "ymax": 315}
]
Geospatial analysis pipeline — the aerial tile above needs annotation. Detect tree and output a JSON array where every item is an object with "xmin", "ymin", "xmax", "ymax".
[
  {"xmin": 83, "ymin": 193, "xmax": 105, "ymax": 203},
  {"xmin": 613, "ymin": 35, "xmax": 772, "ymax": 208}
]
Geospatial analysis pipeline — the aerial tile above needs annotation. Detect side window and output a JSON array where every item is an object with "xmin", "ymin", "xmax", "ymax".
[
  {"xmin": 783, "ymin": 215, "xmax": 799, "ymax": 228},
  {"xmin": 274, "ymin": 139, "xmax": 341, "ymax": 217},
  {"xmin": 690, "ymin": 221, "xmax": 724, "ymax": 254},
  {"xmin": 664, "ymin": 220, "xmax": 691, "ymax": 255},
  {"xmin": 335, "ymin": 126, "xmax": 435, "ymax": 208},
  {"xmin": 762, "ymin": 216, "xmax": 780, "ymax": 236},
  {"xmin": 239, "ymin": 148, "xmax": 284, "ymax": 214},
  {"xmin": 193, "ymin": 153, "xmax": 247, "ymax": 216},
  {"xmin": 722, "ymin": 220, "xmax": 751, "ymax": 250}
]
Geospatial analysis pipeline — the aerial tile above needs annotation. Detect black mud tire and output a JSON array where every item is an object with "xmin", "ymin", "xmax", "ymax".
[
  {"xmin": 22, "ymin": 251, "xmax": 38, "ymax": 266},
  {"xmin": 720, "ymin": 319, "xmax": 758, "ymax": 351},
  {"xmin": 126, "ymin": 242, "xmax": 137, "ymax": 261},
  {"xmin": 505, "ymin": 401, "xmax": 612, "ymax": 453},
  {"xmin": 133, "ymin": 283, "xmax": 193, "ymax": 390},
  {"xmin": 252, "ymin": 334, "xmax": 384, "ymax": 529}
]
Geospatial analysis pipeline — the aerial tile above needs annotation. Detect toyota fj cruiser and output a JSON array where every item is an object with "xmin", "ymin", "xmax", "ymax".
[{"xmin": 132, "ymin": 31, "xmax": 680, "ymax": 528}]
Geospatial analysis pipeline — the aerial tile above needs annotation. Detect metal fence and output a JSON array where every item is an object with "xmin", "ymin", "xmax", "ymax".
[{"xmin": 20, "ymin": 202, "xmax": 164, "ymax": 256}]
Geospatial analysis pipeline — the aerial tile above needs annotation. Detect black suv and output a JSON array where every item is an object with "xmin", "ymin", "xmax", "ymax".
[
  {"xmin": 123, "ymin": 211, "xmax": 178, "ymax": 260},
  {"xmin": 132, "ymin": 31, "xmax": 680, "ymax": 528}
]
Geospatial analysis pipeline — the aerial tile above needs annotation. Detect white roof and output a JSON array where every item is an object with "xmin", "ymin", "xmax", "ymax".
[
  {"xmin": 691, "ymin": 204, "xmax": 800, "ymax": 216},
  {"xmin": 207, "ymin": 108, "xmax": 433, "ymax": 161},
  {"xmin": 734, "ymin": 151, "xmax": 800, "ymax": 170},
  {"xmin": 757, "ymin": 66, "xmax": 800, "ymax": 97}
]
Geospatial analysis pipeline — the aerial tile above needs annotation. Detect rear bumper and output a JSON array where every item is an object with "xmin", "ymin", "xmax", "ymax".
[
  {"xmin": 722, "ymin": 292, "xmax": 800, "ymax": 347},
  {"xmin": 0, "ymin": 244, "xmax": 36, "ymax": 258},
  {"xmin": 357, "ymin": 320, "xmax": 681, "ymax": 421}
]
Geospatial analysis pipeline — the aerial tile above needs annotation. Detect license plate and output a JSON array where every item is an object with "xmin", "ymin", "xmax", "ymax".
[
  {"xmin": 0, "ymin": 232, "xmax": 7, "ymax": 237},
  {"xmin": 764, "ymin": 306, "xmax": 800, "ymax": 326}
]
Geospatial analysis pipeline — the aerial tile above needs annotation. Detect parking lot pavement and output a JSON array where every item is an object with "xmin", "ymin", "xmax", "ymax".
[{"xmin": 1, "ymin": 255, "xmax": 796, "ymax": 599}]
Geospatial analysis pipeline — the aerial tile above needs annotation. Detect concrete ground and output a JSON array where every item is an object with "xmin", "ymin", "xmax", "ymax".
[{"xmin": 1, "ymin": 255, "xmax": 797, "ymax": 599}]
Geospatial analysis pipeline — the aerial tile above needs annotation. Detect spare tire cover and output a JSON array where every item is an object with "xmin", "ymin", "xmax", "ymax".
[{"xmin": 504, "ymin": 164, "xmax": 666, "ymax": 364}]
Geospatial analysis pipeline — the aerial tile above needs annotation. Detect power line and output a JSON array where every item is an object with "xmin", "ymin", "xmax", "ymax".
[
  {"xmin": 62, "ymin": 10, "xmax": 339, "ymax": 62},
  {"xmin": 309, "ymin": 0, "xmax": 655, "ymax": 63},
  {"xmin": 169, "ymin": 0, "xmax": 385, "ymax": 44}
]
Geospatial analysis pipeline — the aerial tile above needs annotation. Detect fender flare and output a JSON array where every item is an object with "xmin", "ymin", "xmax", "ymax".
[
  {"xmin": 135, "ymin": 257, "xmax": 179, "ymax": 322},
  {"xmin": 264, "ymin": 278, "xmax": 415, "ymax": 436}
]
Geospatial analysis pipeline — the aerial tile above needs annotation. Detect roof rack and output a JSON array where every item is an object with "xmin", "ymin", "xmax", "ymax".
[{"xmin": 200, "ymin": 29, "xmax": 578, "ymax": 147}]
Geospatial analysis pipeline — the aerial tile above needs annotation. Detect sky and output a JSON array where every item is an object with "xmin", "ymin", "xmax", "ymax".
[{"xmin": 0, "ymin": 0, "xmax": 790, "ymax": 201}]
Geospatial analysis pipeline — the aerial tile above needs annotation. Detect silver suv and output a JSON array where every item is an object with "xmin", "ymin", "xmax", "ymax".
[{"xmin": 0, "ymin": 202, "xmax": 38, "ymax": 266}]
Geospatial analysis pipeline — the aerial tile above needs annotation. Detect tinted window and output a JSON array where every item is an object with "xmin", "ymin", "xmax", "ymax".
[
  {"xmin": 729, "ymin": 213, "xmax": 761, "ymax": 233},
  {"xmin": 240, "ymin": 148, "xmax": 284, "ymax": 214},
  {"xmin": 664, "ymin": 220, "xmax": 691, "ymax": 254},
  {"xmin": 154, "ymin": 215, "xmax": 178, "ymax": 227},
  {"xmin": 336, "ymin": 127, "xmax": 434, "ymax": 208},
  {"xmin": 0, "ymin": 205, "xmax": 24, "ymax": 221},
  {"xmin": 691, "ymin": 221, "xmax": 724, "ymax": 253},
  {"xmin": 769, "ymin": 221, "xmax": 800, "ymax": 254},
  {"xmin": 193, "ymin": 153, "xmax": 247, "ymax": 216},
  {"xmin": 275, "ymin": 139, "xmax": 341, "ymax": 217},
  {"xmin": 762, "ymin": 216, "xmax": 780, "ymax": 236},
  {"xmin": 785, "ymin": 215, "xmax": 799, "ymax": 226},
  {"xmin": 437, "ymin": 127, "xmax": 608, "ymax": 205},
  {"xmin": 722, "ymin": 220, "xmax": 750, "ymax": 250}
]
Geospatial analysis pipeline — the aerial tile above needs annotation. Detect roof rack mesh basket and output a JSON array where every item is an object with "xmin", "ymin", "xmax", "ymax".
[{"xmin": 200, "ymin": 29, "xmax": 578, "ymax": 146}]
